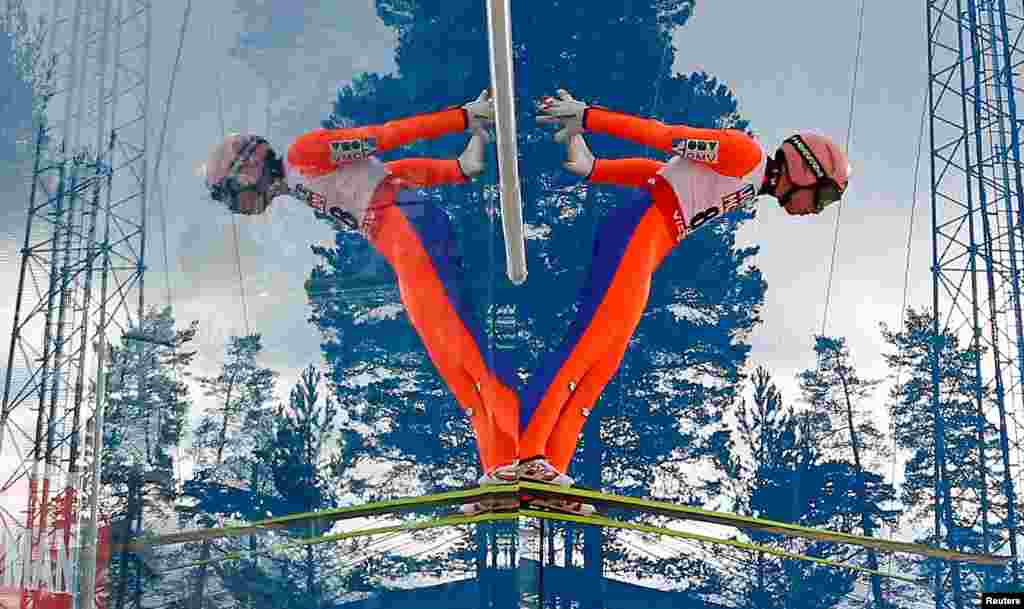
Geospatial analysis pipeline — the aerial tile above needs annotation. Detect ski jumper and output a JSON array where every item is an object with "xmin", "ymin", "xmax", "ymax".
[
  {"xmin": 520, "ymin": 108, "xmax": 765, "ymax": 474},
  {"xmin": 286, "ymin": 108, "xmax": 519, "ymax": 472}
]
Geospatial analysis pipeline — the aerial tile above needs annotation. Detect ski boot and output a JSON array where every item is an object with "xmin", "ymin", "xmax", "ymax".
[
  {"xmin": 460, "ymin": 461, "xmax": 519, "ymax": 515},
  {"xmin": 522, "ymin": 495, "xmax": 597, "ymax": 516},
  {"xmin": 459, "ymin": 496, "xmax": 520, "ymax": 515},
  {"xmin": 518, "ymin": 457, "xmax": 596, "ymax": 516}
]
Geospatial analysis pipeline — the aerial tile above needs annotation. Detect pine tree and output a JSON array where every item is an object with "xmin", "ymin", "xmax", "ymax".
[
  {"xmin": 717, "ymin": 366, "xmax": 859, "ymax": 609},
  {"xmin": 0, "ymin": 0, "xmax": 53, "ymax": 225},
  {"xmin": 0, "ymin": 0, "xmax": 50, "ymax": 160},
  {"xmin": 300, "ymin": 0, "xmax": 765, "ymax": 597},
  {"xmin": 210, "ymin": 364, "xmax": 370, "ymax": 609},
  {"xmin": 182, "ymin": 333, "xmax": 278, "ymax": 609},
  {"xmin": 190, "ymin": 333, "xmax": 277, "ymax": 479},
  {"xmin": 227, "ymin": 0, "xmax": 769, "ymax": 599},
  {"xmin": 796, "ymin": 335, "xmax": 900, "ymax": 607},
  {"xmin": 100, "ymin": 307, "xmax": 196, "ymax": 609},
  {"xmin": 881, "ymin": 307, "xmax": 1010, "ymax": 601}
]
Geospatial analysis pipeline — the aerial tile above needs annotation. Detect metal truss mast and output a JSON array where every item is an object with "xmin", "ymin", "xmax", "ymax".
[
  {"xmin": 926, "ymin": 0, "xmax": 1024, "ymax": 600},
  {"xmin": 0, "ymin": 0, "xmax": 152, "ymax": 607}
]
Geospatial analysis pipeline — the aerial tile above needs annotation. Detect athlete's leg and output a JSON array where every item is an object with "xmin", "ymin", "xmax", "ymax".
[
  {"xmin": 367, "ymin": 187, "xmax": 519, "ymax": 471},
  {"xmin": 520, "ymin": 189, "xmax": 680, "ymax": 472},
  {"xmin": 543, "ymin": 339, "xmax": 629, "ymax": 474}
]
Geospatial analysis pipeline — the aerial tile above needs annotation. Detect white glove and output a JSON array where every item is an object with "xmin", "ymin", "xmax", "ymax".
[
  {"xmin": 462, "ymin": 89, "xmax": 494, "ymax": 132},
  {"xmin": 458, "ymin": 128, "xmax": 490, "ymax": 178},
  {"xmin": 563, "ymin": 134, "xmax": 595, "ymax": 177},
  {"xmin": 536, "ymin": 89, "xmax": 588, "ymax": 144}
]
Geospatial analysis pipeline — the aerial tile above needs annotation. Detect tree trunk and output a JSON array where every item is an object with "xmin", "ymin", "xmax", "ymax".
[
  {"xmin": 215, "ymin": 376, "xmax": 236, "ymax": 465},
  {"xmin": 306, "ymin": 544, "xmax": 316, "ymax": 608},
  {"xmin": 114, "ymin": 475, "xmax": 138, "ymax": 609},
  {"xmin": 476, "ymin": 525, "xmax": 488, "ymax": 608},
  {"xmin": 938, "ymin": 435, "xmax": 965, "ymax": 609},
  {"xmin": 510, "ymin": 518, "xmax": 517, "ymax": 572},
  {"xmin": 836, "ymin": 367, "xmax": 884, "ymax": 608},
  {"xmin": 787, "ymin": 419, "xmax": 808, "ymax": 609},
  {"xmin": 559, "ymin": 527, "xmax": 572, "ymax": 609},
  {"xmin": 538, "ymin": 519, "xmax": 546, "ymax": 609},
  {"xmin": 756, "ymin": 551, "xmax": 765, "ymax": 601},
  {"xmin": 250, "ymin": 461, "xmax": 258, "ymax": 608},
  {"xmin": 547, "ymin": 520, "xmax": 555, "ymax": 571},
  {"xmin": 581, "ymin": 399, "xmax": 602, "ymax": 609},
  {"xmin": 133, "ymin": 491, "xmax": 144, "ymax": 609},
  {"xmin": 192, "ymin": 541, "xmax": 211, "ymax": 609},
  {"xmin": 563, "ymin": 525, "xmax": 572, "ymax": 570}
]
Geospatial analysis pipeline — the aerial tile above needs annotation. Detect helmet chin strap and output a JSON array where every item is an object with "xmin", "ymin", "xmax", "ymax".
[
  {"xmin": 759, "ymin": 152, "xmax": 783, "ymax": 198},
  {"xmin": 267, "ymin": 178, "xmax": 290, "ymax": 198}
]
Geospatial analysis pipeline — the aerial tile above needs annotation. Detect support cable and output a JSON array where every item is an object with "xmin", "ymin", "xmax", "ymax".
[
  {"xmin": 210, "ymin": 20, "xmax": 250, "ymax": 336},
  {"xmin": 885, "ymin": 86, "xmax": 928, "ymax": 578},
  {"xmin": 809, "ymin": 1, "xmax": 873, "ymax": 600},
  {"xmin": 820, "ymin": 0, "xmax": 867, "ymax": 336},
  {"xmin": 151, "ymin": 0, "xmax": 192, "ymax": 311},
  {"xmin": 145, "ymin": 0, "xmax": 191, "ymax": 482}
]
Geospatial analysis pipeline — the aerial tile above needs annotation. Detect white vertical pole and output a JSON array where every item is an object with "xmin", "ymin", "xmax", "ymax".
[{"xmin": 485, "ymin": 0, "xmax": 527, "ymax": 285}]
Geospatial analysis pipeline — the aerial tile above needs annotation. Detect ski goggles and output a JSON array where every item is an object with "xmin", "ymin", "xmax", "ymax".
[
  {"xmin": 776, "ymin": 135, "xmax": 846, "ymax": 214},
  {"xmin": 209, "ymin": 136, "xmax": 284, "ymax": 214}
]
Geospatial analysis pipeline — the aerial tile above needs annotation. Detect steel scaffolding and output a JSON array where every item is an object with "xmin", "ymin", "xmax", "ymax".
[
  {"xmin": 926, "ymin": 0, "xmax": 1024, "ymax": 602},
  {"xmin": 0, "ymin": 0, "xmax": 151, "ymax": 607}
]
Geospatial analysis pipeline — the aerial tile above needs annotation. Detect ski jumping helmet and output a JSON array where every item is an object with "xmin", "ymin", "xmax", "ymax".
[
  {"xmin": 765, "ymin": 132, "xmax": 850, "ymax": 214},
  {"xmin": 202, "ymin": 134, "xmax": 285, "ymax": 215}
]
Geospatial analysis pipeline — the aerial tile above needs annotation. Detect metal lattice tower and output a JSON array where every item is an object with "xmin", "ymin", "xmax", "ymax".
[
  {"xmin": 926, "ymin": 0, "xmax": 1024, "ymax": 599},
  {"xmin": 0, "ymin": 0, "xmax": 151, "ymax": 606}
]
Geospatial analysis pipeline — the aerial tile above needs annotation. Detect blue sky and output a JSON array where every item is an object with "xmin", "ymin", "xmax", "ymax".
[{"xmin": 673, "ymin": 1, "xmax": 930, "ymax": 403}]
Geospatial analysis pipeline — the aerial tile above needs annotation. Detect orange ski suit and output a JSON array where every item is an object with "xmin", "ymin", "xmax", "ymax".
[
  {"xmin": 287, "ymin": 108, "xmax": 519, "ymax": 472},
  {"xmin": 519, "ymin": 107, "xmax": 765, "ymax": 474}
]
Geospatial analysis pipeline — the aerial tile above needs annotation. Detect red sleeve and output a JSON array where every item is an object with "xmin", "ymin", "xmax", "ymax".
[
  {"xmin": 588, "ymin": 158, "xmax": 664, "ymax": 189},
  {"xmin": 385, "ymin": 158, "xmax": 467, "ymax": 187},
  {"xmin": 583, "ymin": 107, "xmax": 762, "ymax": 178},
  {"xmin": 287, "ymin": 107, "xmax": 467, "ymax": 177}
]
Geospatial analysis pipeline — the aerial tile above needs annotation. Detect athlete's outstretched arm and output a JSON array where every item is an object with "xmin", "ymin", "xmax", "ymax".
[
  {"xmin": 287, "ymin": 107, "xmax": 470, "ymax": 177},
  {"xmin": 539, "ymin": 90, "xmax": 761, "ymax": 179},
  {"xmin": 588, "ymin": 158, "xmax": 665, "ymax": 189},
  {"xmin": 386, "ymin": 158, "xmax": 468, "ymax": 187},
  {"xmin": 583, "ymin": 107, "xmax": 761, "ymax": 178},
  {"xmin": 384, "ymin": 127, "xmax": 489, "ymax": 187},
  {"xmin": 562, "ymin": 134, "xmax": 664, "ymax": 189}
]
